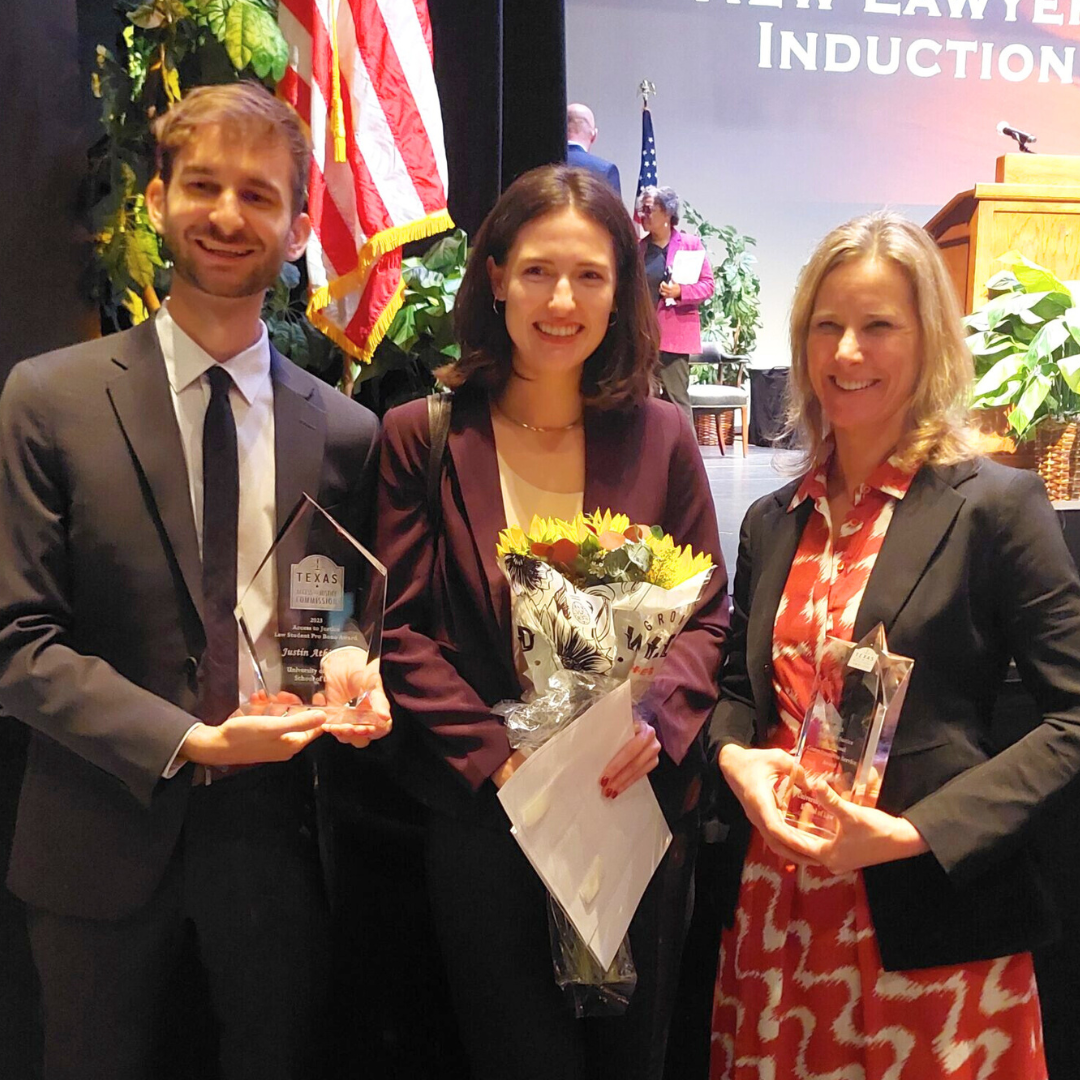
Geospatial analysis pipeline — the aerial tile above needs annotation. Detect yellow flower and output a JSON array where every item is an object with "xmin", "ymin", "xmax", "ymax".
[
  {"xmin": 643, "ymin": 532, "xmax": 713, "ymax": 589},
  {"xmin": 584, "ymin": 509, "xmax": 632, "ymax": 536},
  {"xmin": 498, "ymin": 509, "xmax": 711, "ymax": 591},
  {"xmin": 496, "ymin": 525, "xmax": 531, "ymax": 558}
]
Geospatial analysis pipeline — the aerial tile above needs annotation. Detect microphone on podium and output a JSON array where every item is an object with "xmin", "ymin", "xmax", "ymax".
[{"xmin": 997, "ymin": 121, "xmax": 1037, "ymax": 153}]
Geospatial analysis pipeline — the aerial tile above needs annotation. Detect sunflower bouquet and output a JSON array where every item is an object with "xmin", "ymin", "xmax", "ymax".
[
  {"xmin": 496, "ymin": 509, "xmax": 714, "ymax": 712},
  {"xmin": 493, "ymin": 510, "xmax": 714, "ymax": 1017}
]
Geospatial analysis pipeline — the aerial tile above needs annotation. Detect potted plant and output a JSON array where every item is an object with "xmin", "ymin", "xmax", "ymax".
[
  {"xmin": 681, "ymin": 202, "xmax": 761, "ymax": 382},
  {"xmin": 965, "ymin": 252, "xmax": 1080, "ymax": 498},
  {"xmin": 678, "ymin": 203, "xmax": 761, "ymax": 448}
]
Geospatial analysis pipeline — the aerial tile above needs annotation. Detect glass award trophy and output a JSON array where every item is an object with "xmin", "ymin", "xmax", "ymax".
[
  {"xmin": 779, "ymin": 624, "xmax": 914, "ymax": 838},
  {"xmin": 235, "ymin": 494, "xmax": 386, "ymax": 720}
]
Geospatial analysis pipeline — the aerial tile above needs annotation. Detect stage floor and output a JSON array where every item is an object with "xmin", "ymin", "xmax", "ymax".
[{"xmin": 700, "ymin": 443, "xmax": 799, "ymax": 576}]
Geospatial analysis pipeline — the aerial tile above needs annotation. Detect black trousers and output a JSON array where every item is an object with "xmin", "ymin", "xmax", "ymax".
[
  {"xmin": 27, "ymin": 762, "xmax": 331, "ymax": 1080},
  {"xmin": 657, "ymin": 353, "xmax": 692, "ymax": 428},
  {"xmin": 425, "ymin": 800, "xmax": 698, "ymax": 1080}
]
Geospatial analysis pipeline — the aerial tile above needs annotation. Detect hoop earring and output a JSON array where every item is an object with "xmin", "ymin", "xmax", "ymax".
[
  {"xmin": 608, "ymin": 308, "xmax": 618, "ymax": 327},
  {"xmin": 492, "ymin": 297, "xmax": 504, "ymax": 316}
]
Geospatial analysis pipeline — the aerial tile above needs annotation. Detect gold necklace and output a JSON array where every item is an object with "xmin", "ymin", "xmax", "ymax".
[{"xmin": 494, "ymin": 402, "xmax": 584, "ymax": 433}]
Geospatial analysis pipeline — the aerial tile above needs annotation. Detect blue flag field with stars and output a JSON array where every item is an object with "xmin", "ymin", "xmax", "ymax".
[{"xmin": 637, "ymin": 108, "xmax": 657, "ymax": 194}]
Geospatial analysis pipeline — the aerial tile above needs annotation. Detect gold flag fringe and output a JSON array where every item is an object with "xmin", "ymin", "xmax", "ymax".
[{"xmin": 306, "ymin": 208, "xmax": 455, "ymax": 366}]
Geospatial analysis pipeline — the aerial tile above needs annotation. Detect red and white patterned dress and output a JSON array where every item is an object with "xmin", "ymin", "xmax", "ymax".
[{"xmin": 710, "ymin": 455, "xmax": 1047, "ymax": 1080}]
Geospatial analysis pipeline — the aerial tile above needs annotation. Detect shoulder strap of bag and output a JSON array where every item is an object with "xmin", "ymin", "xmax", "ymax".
[{"xmin": 426, "ymin": 392, "xmax": 452, "ymax": 533}]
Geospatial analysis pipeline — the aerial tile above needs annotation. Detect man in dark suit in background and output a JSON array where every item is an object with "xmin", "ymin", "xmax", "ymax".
[
  {"xmin": 0, "ymin": 81, "xmax": 387, "ymax": 1080},
  {"xmin": 567, "ymin": 102, "xmax": 622, "ymax": 195}
]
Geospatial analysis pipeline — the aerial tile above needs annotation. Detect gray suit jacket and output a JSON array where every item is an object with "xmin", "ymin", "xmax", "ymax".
[{"xmin": 0, "ymin": 319, "xmax": 379, "ymax": 919}]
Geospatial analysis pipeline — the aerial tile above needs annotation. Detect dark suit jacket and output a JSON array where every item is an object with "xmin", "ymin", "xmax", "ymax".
[
  {"xmin": 376, "ymin": 390, "xmax": 728, "ymax": 825},
  {"xmin": 567, "ymin": 143, "xmax": 621, "ymax": 196},
  {"xmin": 0, "ymin": 319, "xmax": 379, "ymax": 920},
  {"xmin": 709, "ymin": 457, "xmax": 1080, "ymax": 969}
]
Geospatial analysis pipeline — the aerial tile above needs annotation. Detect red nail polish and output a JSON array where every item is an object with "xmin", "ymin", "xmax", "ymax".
[{"xmin": 600, "ymin": 776, "xmax": 609, "ymax": 787}]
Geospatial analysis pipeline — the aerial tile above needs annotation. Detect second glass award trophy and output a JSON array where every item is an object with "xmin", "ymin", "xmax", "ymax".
[
  {"xmin": 779, "ymin": 624, "xmax": 914, "ymax": 838},
  {"xmin": 235, "ymin": 494, "xmax": 386, "ymax": 720}
]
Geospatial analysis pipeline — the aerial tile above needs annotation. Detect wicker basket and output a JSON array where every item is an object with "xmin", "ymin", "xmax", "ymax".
[
  {"xmin": 1035, "ymin": 420, "xmax": 1080, "ymax": 500},
  {"xmin": 694, "ymin": 412, "xmax": 719, "ymax": 447},
  {"xmin": 718, "ymin": 410, "xmax": 734, "ymax": 447}
]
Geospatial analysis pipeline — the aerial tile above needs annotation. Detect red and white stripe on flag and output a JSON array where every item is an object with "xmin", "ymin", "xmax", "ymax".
[{"xmin": 277, "ymin": 0, "xmax": 453, "ymax": 363}]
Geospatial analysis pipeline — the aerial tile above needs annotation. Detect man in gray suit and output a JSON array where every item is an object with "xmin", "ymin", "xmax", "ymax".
[
  {"xmin": 0, "ymin": 82, "xmax": 387, "ymax": 1079},
  {"xmin": 566, "ymin": 102, "xmax": 622, "ymax": 195}
]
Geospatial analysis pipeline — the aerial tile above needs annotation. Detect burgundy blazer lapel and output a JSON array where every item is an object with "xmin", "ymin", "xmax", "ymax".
[
  {"xmin": 446, "ymin": 393, "xmax": 512, "ymax": 649},
  {"xmin": 584, "ymin": 405, "xmax": 640, "ymax": 513}
]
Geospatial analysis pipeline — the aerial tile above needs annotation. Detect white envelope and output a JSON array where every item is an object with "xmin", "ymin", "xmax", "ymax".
[{"xmin": 497, "ymin": 680, "xmax": 672, "ymax": 970}]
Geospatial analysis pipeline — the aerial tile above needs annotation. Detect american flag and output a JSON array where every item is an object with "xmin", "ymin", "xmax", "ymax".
[
  {"xmin": 277, "ymin": 0, "xmax": 453, "ymax": 370},
  {"xmin": 637, "ymin": 107, "xmax": 658, "ymax": 194}
]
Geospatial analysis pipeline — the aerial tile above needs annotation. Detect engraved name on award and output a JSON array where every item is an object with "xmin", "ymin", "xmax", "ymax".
[{"xmin": 235, "ymin": 494, "xmax": 386, "ymax": 720}]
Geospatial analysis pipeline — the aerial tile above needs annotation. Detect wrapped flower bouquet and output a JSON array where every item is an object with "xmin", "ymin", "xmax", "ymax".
[{"xmin": 493, "ymin": 510, "xmax": 714, "ymax": 1016}]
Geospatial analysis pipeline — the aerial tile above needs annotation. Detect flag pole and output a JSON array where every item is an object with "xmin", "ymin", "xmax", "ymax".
[{"xmin": 636, "ymin": 80, "xmax": 658, "ymax": 199}]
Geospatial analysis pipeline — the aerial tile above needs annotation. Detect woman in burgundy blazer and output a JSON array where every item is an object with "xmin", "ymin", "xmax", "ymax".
[{"xmin": 375, "ymin": 166, "xmax": 729, "ymax": 1080}]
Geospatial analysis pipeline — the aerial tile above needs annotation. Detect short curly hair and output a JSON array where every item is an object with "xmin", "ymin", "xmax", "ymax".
[{"xmin": 635, "ymin": 186, "xmax": 680, "ymax": 227}]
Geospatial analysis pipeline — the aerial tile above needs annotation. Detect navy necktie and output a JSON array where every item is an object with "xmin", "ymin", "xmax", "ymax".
[{"xmin": 198, "ymin": 365, "xmax": 239, "ymax": 724}]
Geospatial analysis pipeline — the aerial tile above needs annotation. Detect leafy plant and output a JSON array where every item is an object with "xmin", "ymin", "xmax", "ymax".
[
  {"xmin": 965, "ymin": 253, "xmax": 1080, "ymax": 441},
  {"xmin": 262, "ymin": 262, "xmax": 345, "ymax": 384},
  {"xmin": 348, "ymin": 229, "xmax": 468, "ymax": 413},
  {"xmin": 680, "ymin": 201, "xmax": 762, "ymax": 359},
  {"xmin": 689, "ymin": 359, "xmax": 743, "ymax": 388}
]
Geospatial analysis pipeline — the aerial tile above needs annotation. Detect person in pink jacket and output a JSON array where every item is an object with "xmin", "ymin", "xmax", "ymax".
[{"xmin": 636, "ymin": 185, "xmax": 715, "ymax": 425}]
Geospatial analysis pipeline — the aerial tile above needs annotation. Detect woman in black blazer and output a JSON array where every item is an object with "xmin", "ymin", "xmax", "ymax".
[{"xmin": 709, "ymin": 212, "xmax": 1080, "ymax": 1079}]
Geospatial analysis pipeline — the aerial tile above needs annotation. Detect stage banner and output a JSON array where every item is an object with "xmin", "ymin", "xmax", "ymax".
[{"xmin": 277, "ymin": 0, "xmax": 453, "ymax": 371}]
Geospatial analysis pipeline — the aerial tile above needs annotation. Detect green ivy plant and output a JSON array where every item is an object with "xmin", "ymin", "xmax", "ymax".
[
  {"xmin": 680, "ymin": 201, "xmax": 762, "ymax": 375},
  {"xmin": 965, "ymin": 253, "xmax": 1080, "ymax": 441}
]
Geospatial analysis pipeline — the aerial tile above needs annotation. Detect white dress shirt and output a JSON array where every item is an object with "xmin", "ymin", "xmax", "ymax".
[{"xmin": 156, "ymin": 302, "xmax": 277, "ymax": 776}]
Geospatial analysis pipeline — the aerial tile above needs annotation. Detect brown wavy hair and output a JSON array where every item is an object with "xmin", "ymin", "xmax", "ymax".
[
  {"xmin": 442, "ymin": 165, "xmax": 658, "ymax": 408},
  {"xmin": 786, "ymin": 210, "xmax": 976, "ymax": 470},
  {"xmin": 153, "ymin": 81, "xmax": 311, "ymax": 217}
]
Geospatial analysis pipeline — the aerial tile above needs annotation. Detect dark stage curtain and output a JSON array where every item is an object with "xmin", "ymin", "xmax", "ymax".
[
  {"xmin": 429, "ymin": 0, "xmax": 567, "ymax": 240},
  {"xmin": 0, "ymin": 0, "xmax": 98, "ymax": 388}
]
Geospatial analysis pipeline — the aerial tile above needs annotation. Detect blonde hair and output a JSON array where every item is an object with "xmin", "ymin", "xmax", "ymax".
[
  {"xmin": 785, "ymin": 211, "xmax": 976, "ymax": 471},
  {"xmin": 153, "ymin": 81, "xmax": 311, "ymax": 216}
]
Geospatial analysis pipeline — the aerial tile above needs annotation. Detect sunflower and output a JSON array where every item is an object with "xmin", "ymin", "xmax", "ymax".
[
  {"xmin": 496, "ymin": 525, "xmax": 532, "ymax": 559},
  {"xmin": 643, "ymin": 533, "xmax": 713, "ymax": 589},
  {"xmin": 583, "ymin": 508, "xmax": 632, "ymax": 536}
]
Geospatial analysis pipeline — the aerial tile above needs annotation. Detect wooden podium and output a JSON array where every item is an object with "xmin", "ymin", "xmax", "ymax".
[{"xmin": 925, "ymin": 154, "xmax": 1080, "ymax": 313}]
